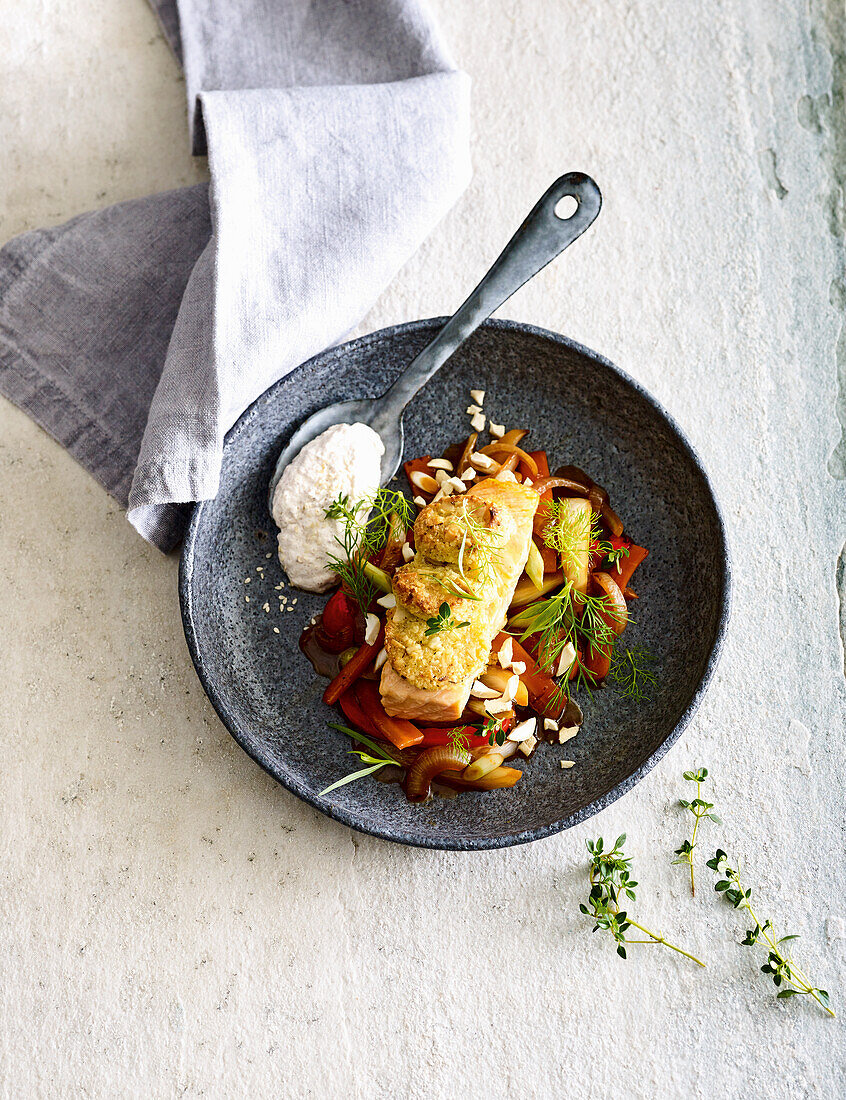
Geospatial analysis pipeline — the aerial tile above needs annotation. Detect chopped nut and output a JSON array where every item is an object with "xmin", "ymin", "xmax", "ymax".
[
  {"xmin": 470, "ymin": 389, "xmax": 485, "ymax": 404},
  {"xmin": 410, "ymin": 470, "xmax": 439, "ymax": 494},
  {"xmin": 470, "ymin": 411, "xmax": 486, "ymax": 433},
  {"xmin": 485, "ymin": 696, "xmax": 513, "ymax": 715},
  {"xmin": 466, "ymin": 404, "xmax": 484, "ymax": 416},
  {"xmin": 427, "ymin": 458, "xmax": 453, "ymax": 471},
  {"xmin": 498, "ymin": 637, "xmax": 514, "ymax": 668},
  {"xmin": 434, "ymin": 468, "xmax": 450, "ymax": 486},
  {"xmin": 471, "ymin": 452, "xmax": 496, "ymax": 470},
  {"xmin": 504, "ymin": 673, "xmax": 520, "ymax": 700},
  {"xmin": 511, "ymin": 661, "xmax": 526, "ymax": 675},
  {"xmin": 495, "ymin": 469, "xmax": 517, "ymax": 482},
  {"xmin": 523, "ymin": 477, "xmax": 533, "ymax": 487},
  {"xmin": 518, "ymin": 735, "xmax": 537, "ymax": 757},
  {"xmin": 489, "ymin": 422, "xmax": 505, "ymax": 438},
  {"xmin": 445, "ymin": 477, "xmax": 467, "ymax": 494},
  {"xmin": 376, "ymin": 593, "xmax": 397, "ymax": 610},
  {"xmin": 555, "ymin": 641, "xmax": 577, "ymax": 678},
  {"xmin": 374, "ymin": 647, "xmax": 388, "ymax": 671},
  {"xmin": 470, "ymin": 679, "xmax": 500, "ymax": 699},
  {"xmin": 401, "ymin": 543, "xmax": 415, "ymax": 562},
  {"xmin": 559, "ymin": 725, "xmax": 580, "ymax": 744},
  {"xmin": 560, "ymin": 760, "xmax": 576, "ymax": 769},
  {"xmin": 459, "ymin": 468, "xmax": 476, "ymax": 482},
  {"xmin": 544, "ymin": 718, "xmax": 558, "ymax": 732},
  {"xmin": 507, "ymin": 717, "xmax": 537, "ymax": 742},
  {"xmin": 364, "ymin": 614, "xmax": 380, "ymax": 646},
  {"xmin": 413, "ymin": 496, "xmax": 426, "ymax": 507}
]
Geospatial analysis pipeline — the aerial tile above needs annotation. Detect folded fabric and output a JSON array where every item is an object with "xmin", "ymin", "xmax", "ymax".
[{"xmin": 0, "ymin": 0, "xmax": 471, "ymax": 549}]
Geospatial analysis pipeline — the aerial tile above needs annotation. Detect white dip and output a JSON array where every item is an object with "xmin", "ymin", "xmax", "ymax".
[{"xmin": 270, "ymin": 422, "xmax": 384, "ymax": 592}]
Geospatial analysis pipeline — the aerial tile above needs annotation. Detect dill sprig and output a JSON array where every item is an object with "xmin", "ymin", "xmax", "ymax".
[
  {"xmin": 424, "ymin": 602, "xmax": 470, "ymax": 637},
  {"xmin": 581, "ymin": 835, "xmax": 706, "ymax": 966},
  {"xmin": 707, "ymin": 850, "xmax": 834, "ymax": 1016},
  {"xmin": 324, "ymin": 488, "xmax": 414, "ymax": 610},
  {"xmin": 510, "ymin": 581, "xmax": 618, "ymax": 680},
  {"xmin": 416, "ymin": 571, "xmax": 483, "ymax": 601},
  {"xmin": 451, "ymin": 496, "xmax": 502, "ymax": 591},
  {"xmin": 672, "ymin": 768, "xmax": 720, "ymax": 895},
  {"xmin": 608, "ymin": 643, "xmax": 657, "ymax": 702}
]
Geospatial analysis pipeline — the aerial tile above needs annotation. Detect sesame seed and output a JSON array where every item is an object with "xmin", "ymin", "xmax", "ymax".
[
  {"xmin": 244, "ymin": 577, "xmax": 251, "ymax": 584},
  {"xmin": 291, "ymin": 598, "xmax": 297, "ymax": 605},
  {"xmin": 265, "ymin": 553, "xmax": 272, "ymax": 559},
  {"xmin": 245, "ymin": 595, "xmax": 250, "ymax": 602},
  {"xmin": 263, "ymin": 603, "xmax": 270, "ymax": 612},
  {"xmin": 273, "ymin": 627, "xmax": 280, "ymax": 634}
]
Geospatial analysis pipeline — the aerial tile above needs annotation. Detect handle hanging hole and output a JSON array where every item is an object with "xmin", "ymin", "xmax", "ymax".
[{"xmin": 554, "ymin": 195, "xmax": 579, "ymax": 220}]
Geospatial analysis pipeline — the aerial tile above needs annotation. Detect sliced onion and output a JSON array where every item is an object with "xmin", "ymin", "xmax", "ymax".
[
  {"xmin": 590, "ymin": 571, "xmax": 628, "ymax": 635},
  {"xmin": 403, "ymin": 745, "xmax": 472, "ymax": 802},
  {"xmin": 531, "ymin": 475, "xmax": 590, "ymax": 497},
  {"xmin": 478, "ymin": 442, "xmax": 539, "ymax": 476}
]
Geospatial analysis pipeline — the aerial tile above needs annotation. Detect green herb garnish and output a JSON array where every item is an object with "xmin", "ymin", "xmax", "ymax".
[
  {"xmin": 318, "ymin": 723, "xmax": 402, "ymax": 796},
  {"xmin": 481, "ymin": 714, "xmax": 508, "ymax": 746},
  {"xmin": 424, "ymin": 602, "xmax": 470, "ymax": 637},
  {"xmin": 672, "ymin": 768, "xmax": 720, "ymax": 895},
  {"xmin": 325, "ymin": 489, "xmax": 414, "ymax": 610},
  {"xmin": 707, "ymin": 850, "xmax": 834, "ymax": 1015},
  {"xmin": 608, "ymin": 643, "xmax": 657, "ymax": 702},
  {"xmin": 541, "ymin": 500, "xmax": 600, "ymax": 576},
  {"xmin": 581, "ymin": 835, "xmax": 706, "ymax": 966}
]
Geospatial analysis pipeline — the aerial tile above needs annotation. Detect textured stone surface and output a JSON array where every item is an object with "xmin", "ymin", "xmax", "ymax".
[{"xmin": 0, "ymin": 1, "xmax": 844, "ymax": 1097}]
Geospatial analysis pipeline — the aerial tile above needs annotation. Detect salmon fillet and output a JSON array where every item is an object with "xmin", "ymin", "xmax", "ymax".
[{"xmin": 380, "ymin": 476, "xmax": 539, "ymax": 722}]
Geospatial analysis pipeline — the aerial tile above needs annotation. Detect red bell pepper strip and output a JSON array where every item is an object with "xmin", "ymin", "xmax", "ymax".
[
  {"xmin": 322, "ymin": 624, "xmax": 384, "ymax": 706},
  {"xmin": 337, "ymin": 689, "xmax": 382, "ymax": 738},
  {"xmin": 610, "ymin": 544, "xmax": 648, "ymax": 592},
  {"xmin": 352, "ymin": 680, "xmax": 424, "ymax": 750}
]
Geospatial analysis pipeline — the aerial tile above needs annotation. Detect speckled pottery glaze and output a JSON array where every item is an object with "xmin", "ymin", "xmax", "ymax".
[{"xmin": 179, "ymin": 319, "xmax": 731, "ymax": 850}]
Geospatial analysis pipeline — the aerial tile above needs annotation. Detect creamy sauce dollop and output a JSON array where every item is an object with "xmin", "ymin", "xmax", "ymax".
[{"xmin": 271, "ymin": 422, "xmax": 384, "ymax": 592}]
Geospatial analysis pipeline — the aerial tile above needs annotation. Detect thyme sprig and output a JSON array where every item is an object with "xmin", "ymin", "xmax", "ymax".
[
  {"xmin": 424, "ymin": 602, "xmax": 470, "ymax": 637},
  {"xmin": 318, "ymin": 724, "xmax": 402, "ymax": 796},
  {"xmin": 581, "ymin": 836, "xmax": 706, "ymax": 966},
  {"xmin": 672, "ymin": 768, "xmax": 720, "ymax": 895},
  {"xmin": 707, "ymin": 850, "xmax": 834, "ymax": 1016},
  {"xmin": 482, "ymin": 714, "xmax": 508, "ymax": 746},
  {"xmin": 325, "ymin": 489, "xmax": 413, "ymax": 610}
]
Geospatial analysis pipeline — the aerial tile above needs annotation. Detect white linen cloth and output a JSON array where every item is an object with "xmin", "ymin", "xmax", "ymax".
[{"xmin": 0, "ymin": 0, "xmax": 470, "ymax": 548}]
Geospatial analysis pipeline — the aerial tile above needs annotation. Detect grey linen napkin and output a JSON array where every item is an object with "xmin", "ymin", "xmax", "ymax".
[{"xmin": 0, "ymin": 0, "xmax": 470, "ymax": 549}]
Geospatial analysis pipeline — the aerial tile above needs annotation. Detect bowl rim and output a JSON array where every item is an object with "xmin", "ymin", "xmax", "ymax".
[{"xmin": 179, "ymin": 316, "xmax": 733, "ymax": 851}]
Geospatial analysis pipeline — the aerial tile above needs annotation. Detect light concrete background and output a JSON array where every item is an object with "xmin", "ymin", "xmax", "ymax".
[{"xmin": 1, "ymin": 1, "xmax": 845, "ymax": 1097}]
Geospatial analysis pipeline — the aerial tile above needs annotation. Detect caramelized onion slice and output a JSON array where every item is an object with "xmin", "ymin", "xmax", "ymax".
[
  {"xmin": 478, "ymin": 442, "xmax": 539, "ymax": 476},
  {"xmin": 404, "ymin": 745, "xmax": 472, "ymax": 802},
  {"xmin": 590, "ymin": 571, "xmax": 628, "ymax": 635}
]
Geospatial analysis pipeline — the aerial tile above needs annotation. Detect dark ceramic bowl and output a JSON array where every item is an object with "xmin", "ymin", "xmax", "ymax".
[{"xmin": 179, "ymin": 319, "xmax": 731, "ymax": 850}]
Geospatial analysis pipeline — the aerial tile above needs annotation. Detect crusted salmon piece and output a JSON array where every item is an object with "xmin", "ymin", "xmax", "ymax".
[
  {"xmin": 380, "ymin": 477, "xmax": 539, "ymax": 720},
  {"xmin": 380, "ymin": 662, "xmax": 469, "ymax": 722}
]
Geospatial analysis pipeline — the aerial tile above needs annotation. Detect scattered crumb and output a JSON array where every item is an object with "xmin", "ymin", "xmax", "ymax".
[
  {"xmin": 489, "ymin": 422, "xmax": 505, "ymax": 437},
  {"xmin": 470, "ymin": 411, "xmax": 486, "ymax": 432},
  {"xmin": 559, "ymin": 760, "xmax": 576, "ymax": 769},
  {"xmin": 470, "ymin": 389, "xmax": 485, "ymax": 404}
]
